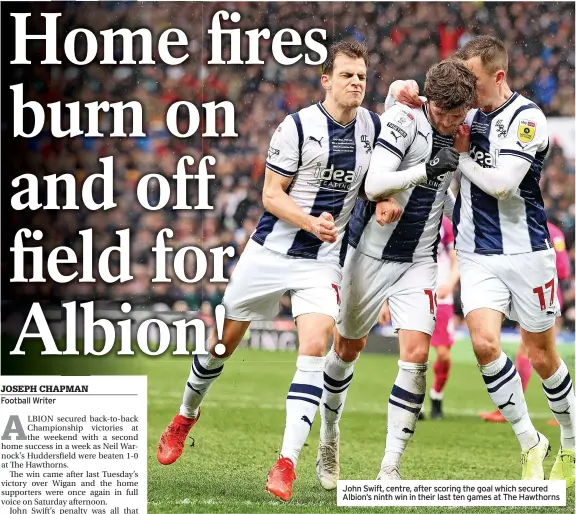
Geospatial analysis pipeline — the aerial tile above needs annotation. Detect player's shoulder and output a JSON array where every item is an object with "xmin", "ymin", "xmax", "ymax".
[
  {"xmin": 289, "ymin": 103, "xmax": 320, "ymax": 125},
  {"xmin": 380, "ymin": 103, "xmax": 422, "ymax": 131},
  {"xmin": 502, "ymin": 92, "xmax": 547, "ymax": 124},
  {"xmin": 356, "ymin": 106, "xmax": 380, "ymax": 123}
]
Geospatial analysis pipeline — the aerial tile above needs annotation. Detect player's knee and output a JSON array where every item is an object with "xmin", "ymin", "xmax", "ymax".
[
  {"xmin": 526, "ymin": 346, "xmax": 560, "ymax": 379},
  {"xmin": 399, "ymin": 331, "xmax": 430, "ymax": 363},
  {"xmin": 471, "ymin": 330, "xmax": 500, "ymax": 363},
  {"xmin": 299, "ymin": 337, "xmax": 327, "ymax": 357},
  {"xmin": 404, "ymin": 345, "xmax": 429, "ymax": 363},
  {"xmin": 207, "ymin": 320, "xmax": 248, "ymax": 357},
  {"xmin": 334, "ymin": 335, "xmax": 366, "ymax": 362}
]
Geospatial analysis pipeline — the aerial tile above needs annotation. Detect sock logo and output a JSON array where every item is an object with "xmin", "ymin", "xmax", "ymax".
[
  {"xmin": 301, "ymin": 415, "xmax": 313, "ymax": 429},
  {"xmin": 402, "ymin": 427, "xmax": 415, "ymax": 434},
  {"xmin": 498, "ymin": 394, "xmax": 515, "ymax": 409},
  {"xmin": 324, "ymin": 402, "xmax": 342, "ymax": 415},
  {"xmin": 550, "ymin": 407, "xmax": 570, "ymax": 415}
]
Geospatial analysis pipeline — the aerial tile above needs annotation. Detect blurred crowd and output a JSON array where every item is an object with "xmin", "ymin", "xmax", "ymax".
[{"xmin": 5, "ymin": 2, "xmax": 575, "ymax": 330}]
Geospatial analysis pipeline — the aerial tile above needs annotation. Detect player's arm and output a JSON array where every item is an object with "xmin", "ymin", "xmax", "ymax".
[
  {"xmin": 263, "ymin": 117, "xmax": 337, "ymax": 243},
  {"xmin": 365, "ymin": 105, "xmax": 459, "ymax": 200},
  {"xmin": 262, "ymin": 170, "xmax": 336, "ymax": 243},
  {"xmin": 454, "ymin": 111, "xmax": 548, "ymax": 201}
]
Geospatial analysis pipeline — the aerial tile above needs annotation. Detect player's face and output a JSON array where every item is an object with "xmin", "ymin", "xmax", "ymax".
[
  {"xmin": 427, "ymin": 102, "xmax": 467, "ymax": 136},
  {"xmin": 465, "ymin": 56, "xmax": 497, "ymax": 109},
  {"xmin": 324, "ymin": 54, "xmax": 367, "ymax": 108}
]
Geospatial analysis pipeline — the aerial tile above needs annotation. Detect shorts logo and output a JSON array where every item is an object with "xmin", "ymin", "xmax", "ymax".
[
  {"xmin": 517, "ymin": 120, "xmax": 535, "ymax": 143},
  {"xmin": 332, "ymin": 283, "xmax": 341, "ymax": 305}
]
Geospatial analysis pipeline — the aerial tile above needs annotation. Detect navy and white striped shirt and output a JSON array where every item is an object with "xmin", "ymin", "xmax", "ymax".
[
  {"xmin": 454, "ymin": 92, "xmax": 551, "ymax": 254},
  {"xmin": 252, "ymin": 103, "xmax": 380, "ymax": 265},
  {"xmin": 349, "ymin": 103, "xmax": 455, "ymax": 263}
]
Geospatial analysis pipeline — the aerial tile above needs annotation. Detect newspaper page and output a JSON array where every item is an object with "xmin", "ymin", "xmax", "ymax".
[
  {"xmin": 1, "ymin": 376, "xmax": 146, "ymax": 513},
  {"xmin": 2, "ymin": 2, "xmax": 574, "ymax": 513}
]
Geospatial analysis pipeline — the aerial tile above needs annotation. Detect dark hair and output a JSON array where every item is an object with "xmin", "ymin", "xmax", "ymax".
[
  {"xmin": 321, "ymin": 40, "xmax": 368, "ymax": 75},
  {"xmin": 424, "ymin": 59, "xmax": 477, "ymax": 112},
  {"xmin": 453, "ymin": 35, "xmax": 508, "ymax": 74}
]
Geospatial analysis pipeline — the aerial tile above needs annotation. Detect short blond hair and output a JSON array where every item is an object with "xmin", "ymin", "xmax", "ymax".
[{"xmin": 453, "ymin": 35, "xmax": 508, "ymax": 74}]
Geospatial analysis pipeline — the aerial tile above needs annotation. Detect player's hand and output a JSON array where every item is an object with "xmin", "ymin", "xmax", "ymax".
[
  {"xmin": 309, "ymin": 212, "xmax": 337, "ymax": 243},
  {"xmin": 392, "ymin": 80, "xmax": 424, "ymax": 108},
  {"xmin": 426, "ymin": 147, "xmax": 460, "ymax": 180},
  {"xmin": 376, "ymin": 198, "xmax": 403, "ymax": 225},
  {"xmin": 437, "ymin": 283, "xmax": 453, "ymax": 300},
  {"xmin": 454, "ymin": 124, "xmax": 471, "ymax": 153},
  {"xmin": 378, "ymin": 301, "xmax": 391, "ymax": 326}
]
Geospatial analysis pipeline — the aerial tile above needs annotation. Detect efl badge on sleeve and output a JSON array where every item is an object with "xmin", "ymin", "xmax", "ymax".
[{"xmin": 517, "ymin": 120, "xmax": 535, "ymax": 143}]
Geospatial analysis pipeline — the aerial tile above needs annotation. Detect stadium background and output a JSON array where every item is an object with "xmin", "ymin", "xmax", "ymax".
[
  {"xmin": 2, "ymin": 2, "xmax": 575, "ymax": 512},
  {"xmin": 4, "ymin": 1, "xmax": 574, "ymax": 332}
]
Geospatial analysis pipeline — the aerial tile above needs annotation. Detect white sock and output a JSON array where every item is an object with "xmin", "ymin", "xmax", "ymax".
[
  {"xmin": 180, "ymin": 350, "xmax": 229, "ymax": 418},
  {"xmin": 430, "ymin": 388, "xmax": 443, "ymax": 400},
  {"xmin": 479, "ymin": 352, "xmax": 538, "ymax": 450},
  {"xmin": 320, "ymin": 348, "xmax": 356, "ymax": 442},
  {"xmin": 280, "ymin": 355, "xmax": 325, "ymax": 467},
  {"xmin": 382, "ymin": 360, "xmax": 427, "ymax": 468},
  {"xmin": 542, "ymin": 360, "xmax": 575, "ymax": 451}
]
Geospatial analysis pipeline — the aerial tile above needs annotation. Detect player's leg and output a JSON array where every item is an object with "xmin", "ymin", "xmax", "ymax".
[
  {"xmin": 157, "ymin": 240, "xmax": 283, "ymax": 465},
  {"xmin": 316, "ymin": 330, "xmax": 366, "ymax": 490},
  {"xmin": 266, "ymin": 261, "xmax": 342, "ymax": 501},
  {"xmin": 317, "ymin": 249, "xmax": 390, "ymax": 489},
  {"xmin": 379, "ymin": 262, "xmax": 437, "ymax": 479},
  {"xmin": 459, "ymin": 252, "xmax": 549, "ymax": 479},
  {"xmin": 429, "ymin": 303, "xmax": 455, "ymax": 419},
  {"xmin": 506, "ymin": 249, "xmax": 575, "ymax": 485},
  {"xmin": 522, "ymin": 326, "xmax": 575, "ymax": 485},
  {"xmin": 480, "ymin": 340, "xmax": 532, "ymax": 423}
]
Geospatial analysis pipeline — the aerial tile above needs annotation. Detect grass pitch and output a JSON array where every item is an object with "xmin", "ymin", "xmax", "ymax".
[{"xmin": 147, "ymin": 342, "xmax": 575, "ymax": 513}]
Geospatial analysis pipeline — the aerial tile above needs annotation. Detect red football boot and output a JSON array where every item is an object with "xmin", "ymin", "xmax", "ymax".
[
  {"xmin": 157, "ymin": 410, "xmax": 200, "ymax": 465},
  {"xmin": 547, "ymin": 419, "xmax": 560, "ymax": 427},
  {"xmin": 479, "ymin": 409, "xmax": 506, "ymax": 423},
  {"xmin": 266, "ymin": 457, "xmax": 296, "ymax": 501}
]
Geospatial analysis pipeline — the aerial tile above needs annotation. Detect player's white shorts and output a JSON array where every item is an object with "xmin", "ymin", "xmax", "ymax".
[
  {"xmin": 222, "ymin": 239, "xmax": 342, "ymax": 321},
  {"xmin": 458, "ymin": 249, "xmax": 560, "ymax": 333},
  {"xmin": 337, "ymin": 247, "xmax": 438, "ymax": 339}
]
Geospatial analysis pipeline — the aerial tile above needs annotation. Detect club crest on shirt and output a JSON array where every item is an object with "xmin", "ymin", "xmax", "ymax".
[
  {"xmin": 495, "ymin": 119, "xmax": 507, "ymax": 138},
  {"xmin": 517, "ymin": 120, "xmax": 535, "ymax": 143}
]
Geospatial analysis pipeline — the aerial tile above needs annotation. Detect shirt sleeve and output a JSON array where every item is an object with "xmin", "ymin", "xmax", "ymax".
[
  {"xmin": 499, "ymin": 106, "xmax": 548, "ymax": 164},
  {"xmin": 374, "ymin": 104, "xmax": 418, "ymax": 162},
  {"xmin": 459, "ymin": 107, "xmax": 549, "ymax": 201},
  {"xmin": 265, "ymin": 115, "xmax": 300, "ymax": 177},
  {"xmin": 364, "ymin": 105, "xmax": 426, "ymax": 201}
]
